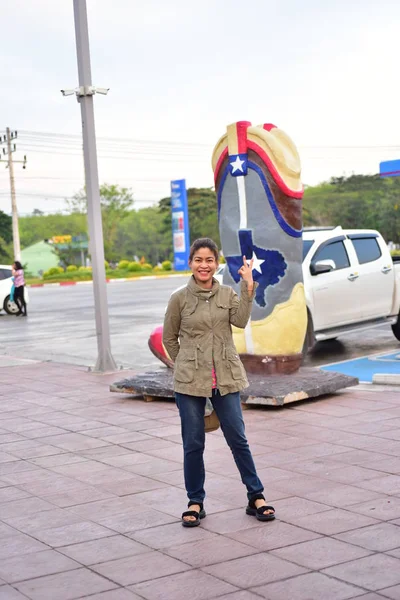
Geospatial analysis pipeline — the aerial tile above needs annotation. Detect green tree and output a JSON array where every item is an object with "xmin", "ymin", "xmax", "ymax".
[
  {"xmin": 115, "ymin": 206, "xmax": 170, "ymax": 265},
  {"xmin": 51, "ymin": 244, "xmax": 78, "ymax": 268},
  {"xmin": 158, "ymin": 187, "xmax": 220, "ymax": 260},
  {"xmin": 19, "ymin": 213, "xmax": 87, "ymax": 248},
  {"xmin": 67, "ymin": 183, "xmax": 134, "ymax": 260},
  {"xmin": 0, "ymin": 210, "xmax": 12, "ymax": 243},
  {"xmin": 0, "ymin": 211, "xmax": 13, "ymax": 263},
  {"xmin": 303, "ymin": 174, "xmax": 400, "ymax": 242},
  {"xmin": 0, "ymin": 237, "xmax": 13, "ymax": 263}
]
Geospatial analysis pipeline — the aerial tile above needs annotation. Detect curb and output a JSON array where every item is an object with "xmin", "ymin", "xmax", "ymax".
[
  {"xmin": 28, "ymin": 273, "xmax": 188, "ymax": 288},
  {"xmin": 372, "ymin": 373, "xmax": 400, "ymax": 386}
]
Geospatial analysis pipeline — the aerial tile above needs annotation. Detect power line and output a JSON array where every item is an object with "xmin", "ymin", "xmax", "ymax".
[
  {"xmin": 2, "ymin": 129, "xmax": 396, "ymax": 213},
  {"xmin": 3, "ymin": 176, "xmax": 171, "ymax": 182},
  {"xmin": 19, "ymin": 129, "xmax": 211, "ymax": 148},
  {"xmin": 11, "ymin": 147, "xmax": 206, "ymax": 162},
  {"xmin": 0, "ymin": 190, "xmax": 160, "ymax": 204},
  {"xmin": 18, "ymin": 129, "xmax": 400, "ymax": 151}
]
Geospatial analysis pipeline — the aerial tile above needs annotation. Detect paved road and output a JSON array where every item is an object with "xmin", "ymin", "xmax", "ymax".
[
  {"xmin": 1, "ymin": 277, "xmax": 399, "ymax": 371},
  {"xmin": 0, "ymin": 278, "xmax": 184, "ymax": 371}
]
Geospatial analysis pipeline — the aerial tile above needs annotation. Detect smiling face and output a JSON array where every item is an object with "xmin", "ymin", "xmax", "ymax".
[{"xmin": 189, "ymin": 246, "xmax": 219, "ymax": 288}]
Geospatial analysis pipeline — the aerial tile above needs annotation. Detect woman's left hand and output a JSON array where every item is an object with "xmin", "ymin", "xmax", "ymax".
[{"xmin": 238, "ymin": 255, "xmax": 254, "ymax": 288}]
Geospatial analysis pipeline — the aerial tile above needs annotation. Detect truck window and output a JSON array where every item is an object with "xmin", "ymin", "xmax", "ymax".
[
  {"xmin": 312, "ymin": 241, "xmax": 350, "ymax": 270},
  {"xmin": 302, "ymin": 240, "xmax": 314, "ymax": 261},
  {"xmin": 351, "ymin": 237, "xmax": 382, "ymax": 264}
]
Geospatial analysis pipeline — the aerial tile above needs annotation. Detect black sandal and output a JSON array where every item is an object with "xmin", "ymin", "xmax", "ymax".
[
  {"xmin": 246, "ymin": 493, "xmax": 275, "ymax": 522},
  {"xmin": 181, "ymin": 501, "xmax": 206, "ymax": 528}
]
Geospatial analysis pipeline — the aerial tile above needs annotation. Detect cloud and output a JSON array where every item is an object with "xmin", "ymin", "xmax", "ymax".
[{"xmin": 1, "ymin": 0, "xmax": 400, "ymax": 214}]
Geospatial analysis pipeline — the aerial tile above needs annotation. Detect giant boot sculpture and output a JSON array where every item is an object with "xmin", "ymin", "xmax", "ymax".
[{"xmin": 212, "ymin": 121, "xmax": 307, "ymax": 374}]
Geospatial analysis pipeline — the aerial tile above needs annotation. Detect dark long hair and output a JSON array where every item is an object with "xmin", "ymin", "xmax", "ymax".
[{"xmin": 14, "ymin": 261, "xmax": 23, "ymax": 270}]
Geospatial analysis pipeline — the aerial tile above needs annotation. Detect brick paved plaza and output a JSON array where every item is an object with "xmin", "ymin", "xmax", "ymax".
[{"xmin": 0, "ymin": 360, "xmax": 400, "ymax": 599}]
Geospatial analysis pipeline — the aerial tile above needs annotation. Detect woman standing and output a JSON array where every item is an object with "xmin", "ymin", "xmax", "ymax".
[
  {"xmin": 12, "ymin": 261, "xmax": 27, "ymax": 317},
  {"xmin": 163, "ymin": 238, "xmax": 275, "ymax": 527}
]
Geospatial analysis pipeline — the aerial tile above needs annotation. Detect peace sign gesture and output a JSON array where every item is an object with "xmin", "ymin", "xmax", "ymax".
[{"xmin": 238, "ymin": 255, "xmax": 254, "ymax": 288}]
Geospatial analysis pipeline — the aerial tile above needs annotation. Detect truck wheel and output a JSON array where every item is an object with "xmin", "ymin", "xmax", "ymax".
[
  {"xmin": 3, "ymin": 296, "xmax": 19, "ymax": 315},
  {"xmin": 302, "ymin": 310, "xmax": 315, "ymax": 362},
  {"xmin": 392, "ymin": 319, "xmax": 400, "ymax": 342}
]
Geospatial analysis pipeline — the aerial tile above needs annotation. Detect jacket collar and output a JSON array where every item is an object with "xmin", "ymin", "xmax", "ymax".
[{"xmin": 187, "ymin": 275, "xmax": 220, "ymax": 298}]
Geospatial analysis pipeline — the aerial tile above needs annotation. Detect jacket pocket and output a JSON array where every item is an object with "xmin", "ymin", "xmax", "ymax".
[
  {"xmin": 227, "ymin": 352, "xmax": 246, "ymax": 380},
  {"xmin": 174, "ymin": 348, "xmax": 197, "ymax": 384},
  {"xmin": 175, "ymin": 360, "xmax": 195, "ymax": 383},
  {"xmin": 216, "ymin": 295, "xmax": 231, "ymax": 310},
  {"xmin": 216, "ymin": 300, "xmax": 230, "ymax": 310}
]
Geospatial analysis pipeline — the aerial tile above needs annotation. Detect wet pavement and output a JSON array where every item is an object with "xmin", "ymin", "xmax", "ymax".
[{"xmin": 1, "ymin": 278, "xmax": 399, "ymax": 372}]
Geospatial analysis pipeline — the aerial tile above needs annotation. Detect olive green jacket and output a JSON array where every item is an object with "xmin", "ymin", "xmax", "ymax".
[{"xmin": 163, "ymin": 276, "xmax": 257, "ymax": 397}]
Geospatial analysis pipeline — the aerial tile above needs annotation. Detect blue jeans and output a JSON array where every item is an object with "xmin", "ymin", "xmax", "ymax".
[{"xmin": 175, "ymin": 389, "xmax": 264, "ymax": 504}]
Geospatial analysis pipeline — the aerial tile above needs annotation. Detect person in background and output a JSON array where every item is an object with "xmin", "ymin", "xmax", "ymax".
[{"xmin": 12, "ymin": 261, "xmax": 27, "ymax": 317}]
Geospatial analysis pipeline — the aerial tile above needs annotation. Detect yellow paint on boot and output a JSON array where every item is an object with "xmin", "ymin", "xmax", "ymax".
[{"xmin": 232, "ymin": 283, "xmax": 307, "ymax": 355}]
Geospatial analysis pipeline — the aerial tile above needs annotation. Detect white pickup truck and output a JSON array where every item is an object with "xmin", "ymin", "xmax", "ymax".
[
  {"xmin": 215, "ymin": 227, "xmax": 400, "ymax": 351},
  {"xmin": 149, "ymin": 227, "xmax": 400, "ymax": 366},
  {"xmin": 299, "ymin": 227, "xmax": 400, "ymax": 350}
]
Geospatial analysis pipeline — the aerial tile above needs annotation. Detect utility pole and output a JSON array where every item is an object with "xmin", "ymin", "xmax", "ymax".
[
  {"xmin": 61, "ymin": 0, "xmax": 117, "ymax": 372},
  {"xmin": 0, "ymin": 129, "xmax": 26, "ymax": 262}
]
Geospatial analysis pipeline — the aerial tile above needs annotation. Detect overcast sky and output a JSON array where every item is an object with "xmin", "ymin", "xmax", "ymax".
[{"xmin": 1, "ymin": 0, "xmax": 400, "ymax": 215}]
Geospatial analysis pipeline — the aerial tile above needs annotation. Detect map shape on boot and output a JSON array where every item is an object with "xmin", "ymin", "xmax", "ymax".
[{"xmin": 226, "ymin": 229, "xmax": 287, "ymax": 308}]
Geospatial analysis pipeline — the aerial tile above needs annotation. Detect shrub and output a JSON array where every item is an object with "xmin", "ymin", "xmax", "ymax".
[
  {"xmin": 66, "ymin": 265, "xmax": 78, "ymax": 272},
  {"xmin": 43, "ymin": 266, "xmax": 64, "ymax": 279},
  {"xmin": 219, "ymin": 255, "xmax": 226, "ymax": 264},
  {"xmin": 153, "ymin": 265, "xmax": 163, "ymax": 272},
  {"xmin": 127, "ymin": 261, "xmax": 142, "ymax": 272},
  {"xmin": 162, "ymin": 260, "xmax": 172, "ymax": 271},
  {"xmin": 141, "ymin": 263, "xmax": 153, "ymax": 271},
  {"xmin": 79, "ymin": 266, "xmax": 92, "ymax": 272},
  {"xmin": 104, "ymin": 260, "xmax": 109, "ymax": 269},
  {"xmin": 118, "ymin": 260, "xmax": 129, "ymax": 270},
  {"xmin": 42, "ymin": 271, "xmax": 93, "ymax": 282}
]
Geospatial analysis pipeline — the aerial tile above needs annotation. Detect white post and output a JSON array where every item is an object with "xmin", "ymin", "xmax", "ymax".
[{"xmin": 72, "ymin": 0, "xmax": 117, "ymax": 372}]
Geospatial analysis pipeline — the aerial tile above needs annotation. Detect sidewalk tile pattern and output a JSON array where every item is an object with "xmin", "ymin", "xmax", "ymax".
[{"xmin": 0, "ymin": 362, "xmax": 399, "ymax": 599}]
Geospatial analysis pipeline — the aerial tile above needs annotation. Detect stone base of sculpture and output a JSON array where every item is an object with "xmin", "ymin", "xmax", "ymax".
[{"xmin": 111, "ymin": 368, "xmax": 358, "ymax": 408}]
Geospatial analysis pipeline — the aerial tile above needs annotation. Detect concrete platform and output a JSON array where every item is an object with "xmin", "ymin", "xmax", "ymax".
[{"xmin": 110, "ymin": 367, "xmax": 358, "ymax": 406}]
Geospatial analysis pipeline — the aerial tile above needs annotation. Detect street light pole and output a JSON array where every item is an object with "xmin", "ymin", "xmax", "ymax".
[{"xmin": 70, "ymin": 0, "xmax": 117, "ymax": 372}]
